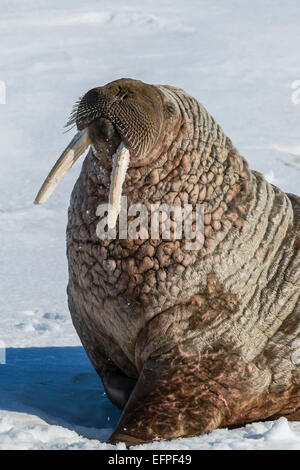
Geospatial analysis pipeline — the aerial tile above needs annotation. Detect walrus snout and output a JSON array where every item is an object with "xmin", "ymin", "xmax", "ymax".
[
  {"xmin": 75, "ymin": 85, "xmax": 129, "ymax": 131},
  {"xmin": 34, "ymin": 79, "xmax": 181, "ymax": 225},
  {"xmin": 75, "ymin": 88, "xmax": 107, "ymax": 131},
  {"xmin": 88, "ymin": 118, "xmax": 122, "ymax": 167},
  {"xmin": 72, "ymin": 79, "xmax": 166, "ymax": 160}
]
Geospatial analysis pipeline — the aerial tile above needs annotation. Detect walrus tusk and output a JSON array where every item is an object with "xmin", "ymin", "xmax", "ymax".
[
  {"xmin": 107, "ymin": 143, "xmax": 130, "ymax": 229},
  {"xmin": 34, "ymin": 129, "xmax": 91, "ymax": 204}
]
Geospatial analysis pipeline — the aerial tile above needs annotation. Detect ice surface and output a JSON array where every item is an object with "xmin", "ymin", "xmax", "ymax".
[{"xmin": 0, "ymin": 0, "xmax": 300, "ymax": 450}]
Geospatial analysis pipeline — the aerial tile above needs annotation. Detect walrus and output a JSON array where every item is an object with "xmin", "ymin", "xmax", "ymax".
[{"xmin": 35, "ymin": 78, "xmax": 300, "ymax": 446}]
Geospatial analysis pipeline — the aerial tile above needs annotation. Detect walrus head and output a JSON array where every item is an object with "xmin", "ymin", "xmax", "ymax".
[{"xmin": 34, "ymin": 78, "xmax": 181, "ymax": 227}]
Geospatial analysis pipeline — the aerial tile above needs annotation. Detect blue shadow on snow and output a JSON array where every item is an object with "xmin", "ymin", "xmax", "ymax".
[{"xmin": 0, "ymin": 347, "xmax": 121, "ymax": 435}]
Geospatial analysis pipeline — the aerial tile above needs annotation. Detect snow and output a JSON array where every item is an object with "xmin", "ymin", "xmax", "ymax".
[
  {"xmin": 1, "ymin": 411, "xmax": 300, "ymax": 450},
  {"xmin": 0, "ymin": 0, "xmax": 300, "ymax": 450}
]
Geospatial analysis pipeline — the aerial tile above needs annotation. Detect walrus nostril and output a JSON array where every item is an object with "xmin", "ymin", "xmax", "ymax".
[
  {"xmin": 84, "ymin": 88, "xmax": 100, "ymax": 107},
  {"xmin": 120, "ymin": 91, "xmax": 129, "ymax": 100},
  {"xmin": 115, "ymin": 86, "xmax": 129, "ymax": 101}
]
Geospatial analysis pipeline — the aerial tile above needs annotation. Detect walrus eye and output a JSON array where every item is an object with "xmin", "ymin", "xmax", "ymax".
[{"xmin": 166, "ymin": 104, "xmax": 175, "ymax": 116}]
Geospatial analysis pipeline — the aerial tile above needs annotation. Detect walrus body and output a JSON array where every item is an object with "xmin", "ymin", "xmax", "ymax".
[{"xmin": 38, "ymin": 78, "xmax": 300, "ymax": 445}]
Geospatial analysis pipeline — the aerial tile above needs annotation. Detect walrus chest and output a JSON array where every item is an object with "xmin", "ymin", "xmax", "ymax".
[
  {"xmin": 66, "ymin": 143, "xmax": 300, "ymax": 376},
  {"xmin": 66, "ymin": 221, "xmax": 191, "ymax": 363},
  {"xmin": 66, "ymin": 153, "xmax": 206, "ymax": 363}
]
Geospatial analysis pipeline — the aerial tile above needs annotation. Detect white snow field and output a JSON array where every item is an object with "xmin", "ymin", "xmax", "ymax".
[{"xmin": 0, "ymin": 0, "xmax": 300, "ymax": 450}]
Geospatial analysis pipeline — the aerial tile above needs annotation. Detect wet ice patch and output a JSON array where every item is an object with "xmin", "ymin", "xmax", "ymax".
[{"xmin": 0, "ymin": 347, "xmax": 121, "ymax": 441}]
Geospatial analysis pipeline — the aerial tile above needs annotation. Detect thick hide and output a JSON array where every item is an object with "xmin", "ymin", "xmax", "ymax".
[{"xmin": 60, "ymin": 79, "xmax": 300, "ymax": 445}]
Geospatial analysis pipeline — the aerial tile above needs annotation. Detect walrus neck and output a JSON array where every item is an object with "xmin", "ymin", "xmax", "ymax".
[
  {"xmin": 123, "ymin": 88, "xmax": 253, "ymax": 217},
  {"xmin": 173, "ymin": 85, "xmax": 252, "ymax": 196}
]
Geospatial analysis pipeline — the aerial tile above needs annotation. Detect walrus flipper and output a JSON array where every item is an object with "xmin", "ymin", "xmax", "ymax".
[
  {"xmin": 107, "ymin": 353, "xmax": 223, "ymax": 445},
  {"xmin": 107, "ymin": 346, "xmax": 272, "ymax": 446},
  {"xmin": 101, "ymin": 367, "xmax": 137, "ymax": 410}
]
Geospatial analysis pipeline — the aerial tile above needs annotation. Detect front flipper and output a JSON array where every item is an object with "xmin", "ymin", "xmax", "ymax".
[
  {"xmin": 102, "ymin": 366, "xmax": 137, "ymax": 410},
  {"xmin": 107, "ymin": 350, "xmax": 225, "ymax": 445},
  {"xmin": 107, "ymin": 345, "xmax": 272, "ymax": 446}
]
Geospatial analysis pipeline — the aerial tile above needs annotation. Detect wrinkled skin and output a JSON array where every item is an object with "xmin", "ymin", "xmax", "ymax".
[{"xmin": 66, "ymin": 78, "xmax": 300, "ymax": 446}]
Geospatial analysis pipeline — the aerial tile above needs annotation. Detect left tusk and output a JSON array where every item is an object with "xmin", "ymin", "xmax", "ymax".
[
  {"xmin": 107, "ymin": 143, "xmax": 130, "ymax": 229},
  {"xmin": 34, "ymin": 129, "xmax": 91, "ymax": 204}
]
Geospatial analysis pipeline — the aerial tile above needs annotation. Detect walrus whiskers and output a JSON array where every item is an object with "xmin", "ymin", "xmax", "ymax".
[
  {"xmin": 34, "ymin": 129, "xmax": 91, "ymax": 204},
  {"xmin": 64, "ymin": 97, "xmax": 83, "ymax": 130}
]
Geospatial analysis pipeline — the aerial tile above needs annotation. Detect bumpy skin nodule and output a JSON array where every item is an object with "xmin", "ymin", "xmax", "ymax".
[{"xmin": 66, "ymin": 79, "xmax": 300, "ymax": 445}]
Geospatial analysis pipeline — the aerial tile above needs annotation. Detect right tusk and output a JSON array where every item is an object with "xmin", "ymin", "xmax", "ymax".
[
  {"xmin": 107, "ymin": 143, "xmax": 130, "ymax": 229},
  {"xmin": 34, "ymin": 129, "xmax": 91, "ymax": 204}
]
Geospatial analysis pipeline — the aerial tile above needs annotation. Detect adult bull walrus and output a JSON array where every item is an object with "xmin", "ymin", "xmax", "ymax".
[{"xmin": 35, "ymin": 78, "xmax": 300, "ymax": 446}]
